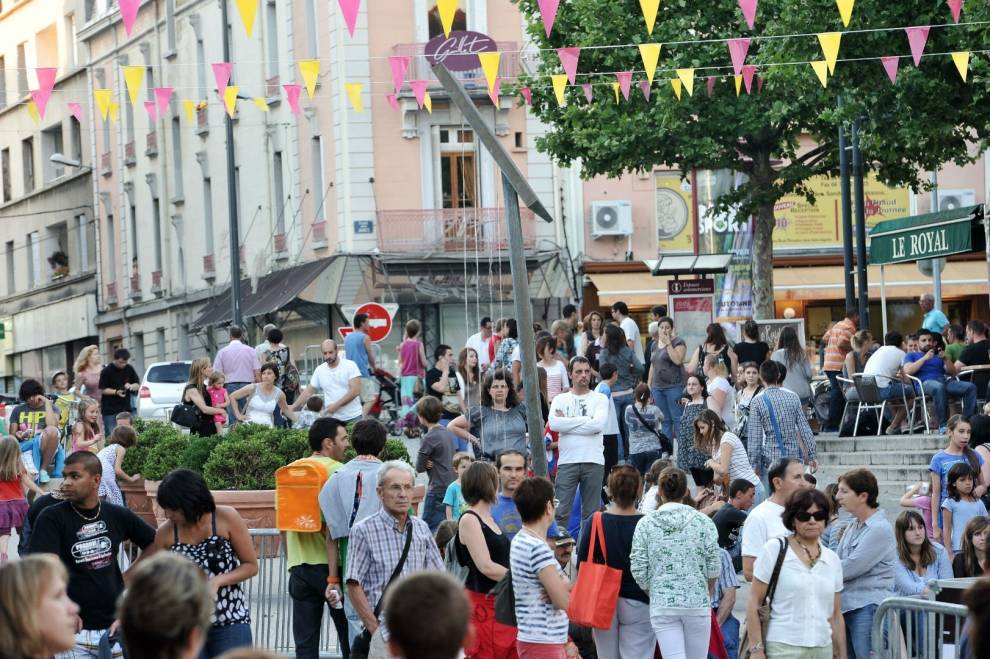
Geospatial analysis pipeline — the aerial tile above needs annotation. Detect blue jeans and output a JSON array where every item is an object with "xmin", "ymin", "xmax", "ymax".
[
  {"xmin": 844, "ymin": 603, "xmax": 878, "ymax": 659},
  {"xmin": 630, "ymin": 450, "xmax": 661, "ymax": 477},
  {"xmin": 653, "ymin": 385, "xmax": 685, "ymax": 442},
  {"xmin": 717, "ymin": 614, "xmax": 739, "ymax": 659},
  {"xmin": 102, "ymin": 414, "xmax": 118, "ymax": 435},
  {"xmin": 199, "ymin": 623, "xmax": 252, "ymax": 659},
  {"xmin": 922, "ymin": 378, "xmax": 977, "ymax": 427},
  {"xmin": 613, "ymin": 393, "xmax": 634, "ymax": 461},
  {"xmin": 422, "ymin": 490, "xmax": 446, "ymax": 532},
  {"xmin": 225, "ymin": 382, "xmax": 250, "ymax": 425},
  {"xmin": 20, "ymin": 435, "xmax": 64, "ymax": 479}
]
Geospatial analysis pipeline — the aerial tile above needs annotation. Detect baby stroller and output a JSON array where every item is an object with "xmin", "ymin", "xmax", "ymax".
[{"xmin": 368, "ymin": 367, "xmax": 402, "ymax": 437}]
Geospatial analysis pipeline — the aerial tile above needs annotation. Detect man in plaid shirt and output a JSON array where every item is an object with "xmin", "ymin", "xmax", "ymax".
[
  {"xmin": 747, "ymin": 361, "xmax": 817, "ymax": 481},
  {"xmin": 344, "ymin": 460, "xmax": 443, "ymax": 659}
]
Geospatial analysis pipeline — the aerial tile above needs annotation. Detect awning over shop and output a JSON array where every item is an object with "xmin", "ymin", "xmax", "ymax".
[
  {"xmin": 589, "ymin": 272, "xmax": 670, "ymax": 307},
  {"xmin": 870, "ymin": 205, "xmax": 985, "ymax": 265},
  {"xmin": 772, "ymin": 260, "xmax": 989, "ymax": 301},
  {"xmin": 191, "ymin": 256, "xmax": 348, "ymax": 328},
  {"xmin": 651, "ymin": 254, "xmax": 733, "ymax": 276}
]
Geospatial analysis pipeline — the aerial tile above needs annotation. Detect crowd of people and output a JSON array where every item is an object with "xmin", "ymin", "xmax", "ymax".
[{"xmin": 2, "ymin": 296, "xmax": 990, "ymax": 659}]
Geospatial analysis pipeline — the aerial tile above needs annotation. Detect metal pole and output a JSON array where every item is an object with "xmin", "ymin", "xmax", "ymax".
[
  {"xmin": 930, "ymin": 170, "xmax": 943, "ymax": 310},
  {"xmin": 880, "ymin": 264, "xmax": 888, "ymax": 336},
  {"xmin": 985, "ymin": 214, "xmax": 990, "ymax": 312},
  {"xmin": 221, "ymin": 0, "xmax": 243, "ymax": 328},
  {"xmin": 502, "ymin": 174, "xmax": 549, "ymax": 477},
  {"xmin": 838, "ymin": 97, "xmax": 856, "ymax": 310},
  {"xmin": 852, "ymin": 119, "xmax": 870, "ymax": 327}
]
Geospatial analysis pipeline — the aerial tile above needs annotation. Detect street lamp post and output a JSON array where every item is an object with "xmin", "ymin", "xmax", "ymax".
[{"xmin": 221, "ymin": 0, "xmax": 243, "ymax": 329}]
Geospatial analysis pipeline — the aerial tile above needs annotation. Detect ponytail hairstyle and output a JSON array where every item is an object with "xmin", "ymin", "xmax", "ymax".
[
  {"xmin": 657, "ymin": 467, "xmax": 688, "ymax": 504},
  {"xmin": 634, "ymin": 383, "xmax": 651, "ymax": 407}
]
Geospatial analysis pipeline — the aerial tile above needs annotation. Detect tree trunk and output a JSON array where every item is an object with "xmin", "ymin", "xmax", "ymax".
[{"xmin": 751, "ymin": 201, "xmax": 776, "ymax": 320}]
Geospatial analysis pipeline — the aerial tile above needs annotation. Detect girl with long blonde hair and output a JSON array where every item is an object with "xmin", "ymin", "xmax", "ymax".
[
  {"xmin": 73, "ymin": 345, "xmax": 103, "ymax": 401},
  {"xmin": 0, "ymin": 554, "xmax": 78, "ymax": 658}
]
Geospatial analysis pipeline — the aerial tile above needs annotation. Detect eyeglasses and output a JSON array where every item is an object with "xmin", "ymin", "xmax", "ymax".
[{"xmin": 794, "ymin": 510, "xmax": 829, "ymax": 522}]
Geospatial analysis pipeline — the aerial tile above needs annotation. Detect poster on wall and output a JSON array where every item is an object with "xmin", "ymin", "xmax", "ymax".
[{"xmin": 671, "ymin": 294, "xmax": 714, "ymax": 362}]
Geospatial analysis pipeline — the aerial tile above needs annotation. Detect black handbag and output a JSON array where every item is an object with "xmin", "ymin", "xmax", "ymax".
[
  {"xmin": 169, "ymin": 399, "xmax": 201, "ymax": 428},
  {"xmin": 350, "ymin": 523, "xmax": 413, "ymax": 659}
]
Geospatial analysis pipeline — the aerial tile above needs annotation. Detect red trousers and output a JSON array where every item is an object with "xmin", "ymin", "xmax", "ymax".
[{"xmin": 465, "ymin": 589, "xmax": 519, "ymax": 659}]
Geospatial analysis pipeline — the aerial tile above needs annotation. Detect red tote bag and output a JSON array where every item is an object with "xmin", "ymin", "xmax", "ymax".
[{"xmin": 566, "ymin": 511, "xmax": 622, "ymax": 629}]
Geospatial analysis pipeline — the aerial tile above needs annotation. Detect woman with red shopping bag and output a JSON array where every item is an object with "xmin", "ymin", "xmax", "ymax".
[{"xmin": 575, "ymin": 465, "xmax": 655, "ymax": 659}]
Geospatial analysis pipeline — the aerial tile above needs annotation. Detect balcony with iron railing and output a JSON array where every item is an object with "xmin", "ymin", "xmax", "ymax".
[
  {"xmin": 124, "ymin": 141, "xmax": 135, "ymax": 165},
  {"xmin": 129, "ymin": 273, "xmax": 141, "ymax": 299},
  {"xmin": 202, "ymin": 253, "xmax": 216, "ymax": 279},
  {"xmin": 100, "ymin": 152, "xmax": 112, "ymax": 176},
  {"xmin": 151, "ymin": 270, "xmax": 162, "ymax": 293},
  {"xmin": 377, "ymin": 207, "xmax": 536, "ymax": 253},
  {"xmin": 145, "ymin": 130, "xmax": 157, "ymax": 157},
  {"xmin": 105, "ymin": 282, "xmax": 117, "ymax": 305},
  {"xmin": 391, "ymin": 42, "xmax": 521, "ymax": 96},
  {"xmin": 196, "ymin": 106, "xmax": 209, "ymax": 134}
]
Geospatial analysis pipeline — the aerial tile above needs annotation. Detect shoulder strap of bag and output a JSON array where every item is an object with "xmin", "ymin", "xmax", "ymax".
[
  {"xmin": 764, "ymin": 537, "xmax": 788, "ymax": 605},
  {"xmin": 589, "ymin": 511, "xmax": 607, "ymax": 563},
  {"xmin": 373, "ymin": 522, "xmax": 413, "ymax": 619},
  {"xmin": 762, "ymin": 393, "xmax": 788, "ymax": 459},
  {"xmin": 632, "ymin": 405, "xmax": 664, "ymax": 443}
]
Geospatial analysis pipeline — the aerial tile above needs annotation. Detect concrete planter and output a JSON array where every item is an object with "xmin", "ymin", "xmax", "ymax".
[
  {"xmin": 144, "ymin": 480, "xmax": 277, "ymax": 529},
  {"xmin": 121, "ymin": 477, "xmax": 156, "ymax": 528}
]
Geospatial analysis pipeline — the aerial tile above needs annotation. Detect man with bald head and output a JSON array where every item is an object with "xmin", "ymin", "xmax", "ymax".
[
  {"xmin": 294, "ymin": 339, "xmax": 364, "ymax": 423},
  {"xmin": 920, "ymin": 293, "xmax": 950, "ymax": 334}
]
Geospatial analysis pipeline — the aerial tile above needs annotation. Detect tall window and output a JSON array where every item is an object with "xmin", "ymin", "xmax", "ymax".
[
  {"xmin": 1, "ymin": 148, "xmax": 10, "ymax": 202},
  {"xmin": 311, "ymin": 136, "xmax": 325, "ymax": 221},
  {"xmin": 69, "ymin": 114, "xmax": 83, "ymax": 160},
  {"xmin": 41, "ymin": 123, "xmax": 64, "ymax": 182},
  {"xmin": 151, "ymin": 197, "xmax": 163, "ymax": 272},
  {"xmin": 129, "ymin": 202, "xmax": 138, "ymax": 266},
  {"xmin": 428, "ymin": 5, "xmax": 466, "ymax": 38},
  {"xmin": 26, "ymin": 231, "xmax": 40, "ymax": 287},
  {"xmin": 265, "ymin": 0, "xmax": 279, "ymax": 80},
  {"xmin": 106, "ymin": 213, "xmax": 117, "ymax": 282},
  {"xmin": 202, "ymin": 178, "xmax": 215, "ymax": 254},
  {"xmin": 0, "ymin": 56, "xmax": 6, "ymax": 109},
  {"xmin": 438, "ymin": 128, "xmax": 477, "ymax": 208},
  {"xmin": 15, "ymin": 43, "xmax": 26, "ymax": 95},
  {"xmin": 165, "ymin": 0, "xmax": 176, "ymax": 53},
  {"xmin": 196, "ymin": 36, "xmax": 207, "ymax": 97},
  {"xmin": 305, "ymin": 0, "xmax": 319, "ymax": 57},
  {"xmin": 21, "ymin": 136, "xmax": 34, "ymax": 192},
  {"xmin": 4, "ymin": 240, "xmax": 14, "ymax": 294},
  {"xmin": 272, "ymin": 151, "xmax": 285, "ymax": 234},
  {"xmin": 75, "ymin": 214, "xmax": 90, "ymax": 271},
  {"xmin": 171, "ymin": 117, "xmax": 183, "ymax": 196}
]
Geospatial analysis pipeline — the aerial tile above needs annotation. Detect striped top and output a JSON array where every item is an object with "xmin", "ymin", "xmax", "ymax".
[
  {"xmin": 823, "ymin": 318, "xmax": 856, "ymax": 372},
  {"xmin": 717, "ymin": 432, "xmax": 760, "ymax": 487},
  {"xmin": 510, "ymin": 530, "xmax": 569, "ymax": 644}
]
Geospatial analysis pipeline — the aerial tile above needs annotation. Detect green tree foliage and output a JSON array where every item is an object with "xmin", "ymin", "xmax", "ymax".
[{"xmin": 513, "ymin": 0, "xmax": 990, "ymax": 316}]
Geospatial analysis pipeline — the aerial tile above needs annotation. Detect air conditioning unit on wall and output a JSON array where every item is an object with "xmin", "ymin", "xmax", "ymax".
[
  {"xmin": 591, "ymin": 200, "xmax": 633, "ymax": 238},
  {"xmin": 937, "ymin": 189, "xmax": 976, "ymax": 211}
]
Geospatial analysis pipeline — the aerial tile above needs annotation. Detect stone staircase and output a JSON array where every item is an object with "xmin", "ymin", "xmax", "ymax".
[{"xmin": 815, "ymin": 433, "xmax": 945, "ymax": 513}]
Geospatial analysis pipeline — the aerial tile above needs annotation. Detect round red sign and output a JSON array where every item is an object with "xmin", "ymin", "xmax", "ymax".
[{"xmin": 357, "ymin": 303, "xmax": 393, "ymax": 343}]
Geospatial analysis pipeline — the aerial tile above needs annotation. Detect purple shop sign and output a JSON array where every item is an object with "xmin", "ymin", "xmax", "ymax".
[{"xmin": 424, "ymin": 30, "xmax": 497, "ymax": 72}]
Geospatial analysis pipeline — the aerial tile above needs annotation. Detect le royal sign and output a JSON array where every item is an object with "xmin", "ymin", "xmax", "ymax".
[{"xmin": 425, "ymin": 30, "xmax": 497, "ymax": 71}]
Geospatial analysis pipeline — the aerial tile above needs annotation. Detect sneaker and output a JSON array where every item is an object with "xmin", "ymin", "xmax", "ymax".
[{"xmin": 39, "ymin": 469, "xmax": 50, "ymax": 484}]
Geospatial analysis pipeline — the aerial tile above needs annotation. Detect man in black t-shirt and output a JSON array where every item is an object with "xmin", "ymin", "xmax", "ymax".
[
  {"xmin": 956, "ymin": 320, "xmax": 990, "ymax": 399},
  {"xmin": 98, "ymin": 348, "xmax": 141, "ymax": 433},
  {"xmin": 712, "ymin": 479, "xmax": 755, "ymax": 572},
  {"xmin": 29, "ymin": 451, "xmax": 157, "ymax": 657},
  {"xmin": 425, "ymin": 344, "xmax": 461, "ymax": 423}
]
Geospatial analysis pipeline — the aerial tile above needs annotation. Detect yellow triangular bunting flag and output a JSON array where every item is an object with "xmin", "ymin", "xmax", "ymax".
[
  {"xmin": 952, "ymin": 51, "xmax": 970, "ymax": 81},
  {"xmin": 223, "ymin": 86, "xmax": 239, "ymax": 116},
  {"xmin": 437, "ymin": 0, "xmax": 458, "ymax": 37},
  {"xmin": 95, "ymin": 89, "xmax": 112, "ymax": 121},
  {"xmin": 639, "ymin": 0, "xmax": 661, "ymax": 34},
  {"xmin": 670, "ymin": 78, "xmax": 682, "ymax": 100},
  {"xmin": 818, "ymin": 32, "xmax": 841, "ymax": 74},
  {"xmin": 836, "ymin": 0, "xmax": 854, "ymax": 27},
  {"xmin": 639, "ymin": 44, "xmax": 661, "ymax": 84},
  {"xmin": 123, "ymin": 65, "xmax": 145, "ymax": 105},
  {"xmin": 551, "ymin": 74, "xmax": 568, "ymax": 106},
  {"xmin": 27, "ymin": 101, "xmax": 40, "ymax": 125},
  {"xmin": 478, "ymin": 52, "xmax": 501, "ymax": 97},
  {"xmin": 345, "ymin": 83, "xmax": 364, "ymax": 111},
  {"xmin": 811, "ymin": 60, "xmax": 829, "ymax": 87},
  {"xmin": 298, "ymin": 60, "xmax": 320, "ymax": 99},
  {"xmin": 676, "ymin": 68, "xmax": 695, "ymax": 96},
  {"xmin": 109, "ymin": 102, "xmax": 120, "ymax": 122},
  {"xmin": 734, "ymin": 75, "xmax": 742, "ymax": 96},
  {"xmin": 424, "ymin": 91, "xmax": 433, "ymax": 113},
  {"xmin": 613, "ymin": 82, "xmax": 620, "ymax": 103},
  {"xmin": 182, "ymin": 99, "xmax": 195, "ymax": 122},
  {"xmin": 253, "ymin": 97, "xmax": 269, "ymax": 112},
  {"xmin": 234, "ymin": 0, "xmax": 259, "ymax": 38}
]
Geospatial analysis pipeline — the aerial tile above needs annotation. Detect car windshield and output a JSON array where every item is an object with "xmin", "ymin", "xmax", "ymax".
[{"xmin": 146, "ymin": 363, "xmax": 190, "ymax": 384}]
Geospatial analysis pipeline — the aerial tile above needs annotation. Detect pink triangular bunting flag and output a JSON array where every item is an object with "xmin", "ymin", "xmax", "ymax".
[
  {"xmin": 143, "ymin": 100, "xmax": 158, "ymax": 123},
  {"xmin": 410, "ymin": 80, "xmax": 428, "ymax": 108},
  {"xmin": 582, "ymin": 83, "xmax": 593, "ymax": 103},
  {"xmin": 212, "ymin": 62, "xmax": 233, "ymax": 96},
  {"xmin": 490, "ymin": 78, "xmax": 501, "ymax": 103},
  {"xmin": 880, "ymin": 56, "xmax": 900, "ymax": 83},
  {"xmin": 36, "ymin": 68, "xmax": 57, "ymax": 96},
  {"xmin": 386, "ymin": 94, "xmax": 399, "ymax": 111},
  {"xmin": 120, "ymin": 0, "xmax": 140, "ymax": 36},
  {"xmin": 707, "ymin": 76, "xmax": 716, "ymax": 96},
  {"xmin": 154, "ymin": 87, "xmax": 173, "ymax": 116},
  {"xmin": 639, "ymin": 80, "xmax": 652, "ymax": 102},
  {"xmin": 738, "ymin": 0, "xmax": 757, "ymax": 29},
  {"xmin": 557, "ymin": 48, "xmax": 581, "ymax": 85},
  {"xmin": 741, "ymin": 65, "xmax": 757, "ymax": 93},
  {"xmin": 616, "ymin": 71, "xmax": 632, "ymax": 101},
  {"xmin": 947, "ymin": 0, "xmax": 963, "ymax": 23},
  {"xmin": 905, "ymin": 26, "xmax": 930, "ymax": 66},
  {"xmin": 389, "ymin": 56, "xmax": 410, "ymax": 93},
  {"xmin": 727, "ymin": 38, "xmax": 750, "ymax": 77},
  {"xmin": 29, "ymin": 90, "xmax": 49, "ymax": 120},
  {"xmin": 67, "ymin": 102, "xmax": 83, "ymax": 123},
  {"xmin": 338, "ymin": 0, "xmax": 361, "ymax": 37},
  {"xmin": 283, "ymin": 83, "xmax": 302, "ymax": 114},
  {"xmin": 520, "ymin": 87, "xmax": 532, "ymax": 105},
  {"xmin": 537, "ymin": 0, "xmax": 561, "ymax": 38}
]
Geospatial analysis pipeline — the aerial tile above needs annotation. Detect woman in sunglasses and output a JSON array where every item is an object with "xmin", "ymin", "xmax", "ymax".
[{"xmin": 746, "ymin": 488, "xmax": 846, "ymax": 659}]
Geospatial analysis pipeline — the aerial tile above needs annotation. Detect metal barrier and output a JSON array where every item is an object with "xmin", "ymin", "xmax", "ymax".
[{"xmin": 871, "ymin": 596, "xmax": 969, "ymax": 658}]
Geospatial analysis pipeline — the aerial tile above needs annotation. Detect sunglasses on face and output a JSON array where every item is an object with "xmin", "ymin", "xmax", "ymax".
[{"xmin": 794, "ymin": 510, "xmax": 828, "ymax": 522}]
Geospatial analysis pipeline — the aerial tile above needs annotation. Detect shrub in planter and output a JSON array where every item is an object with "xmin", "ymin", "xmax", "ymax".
[
  {"xmin": 180, "ymin": 435, "xmax": 221, "ymax": 473},
  {"xmin": 274, "ymin": 428, "xmax": 309, "ymax": 465},
  {"xmin": 123, "ymin": 420, "xmax": 181, "ymax": 475},
  {"xmin": 202, "ymin": 434, "xmax": 285, "ymax": 490},
  {"xmin": 141, "ymin": 432, "xmax": 190, "ymax": 481}
]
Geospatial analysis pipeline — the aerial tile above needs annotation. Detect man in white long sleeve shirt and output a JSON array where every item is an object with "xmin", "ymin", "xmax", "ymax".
[{"xmin": 548, "ymin": 356, "xmax": 610, "ymax": 526}]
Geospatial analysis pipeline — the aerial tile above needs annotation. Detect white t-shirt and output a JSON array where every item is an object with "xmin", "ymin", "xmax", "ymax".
[
  {"xmin": 465, "ymin": 332, "xmax": 492, "ymax": 368},
  {"xmin": 595, "ymin": 382, "xmax": 620, "ymax": 435},
  {"xmin": 620, "ymin": 316, "xmax": 644, "ymax": 363},
  {"xmin": 510, "ymin": 531, "xmax": 569, "ymax": 644},
  {"xmin": 741, "ymin": 499, "xmax": 788, "ymax": 558},
  {"xmin": 309, "ymin": 358, "xmax": 363, "ymax": 421},
  {"xmin": 511, "ymin": 344, "xmax": 521, "ymax": 366},
  {"xmin": 547, "ymin": 390, "xmax": 610, "ymax": 466},
  {"xmin": 542, "ymin": 360, "xmax": 570, "ymax": 402},
  {"xmin": 754, "ymin": 539, "xmax": 843, "ymax": 647},
  {"xmin": 709, "ymin": 376, "xmax": 736, "ymax": 428},
  {"xmin": 863, "ymin": 345, "xmax": 907, "ymax": 388}
]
